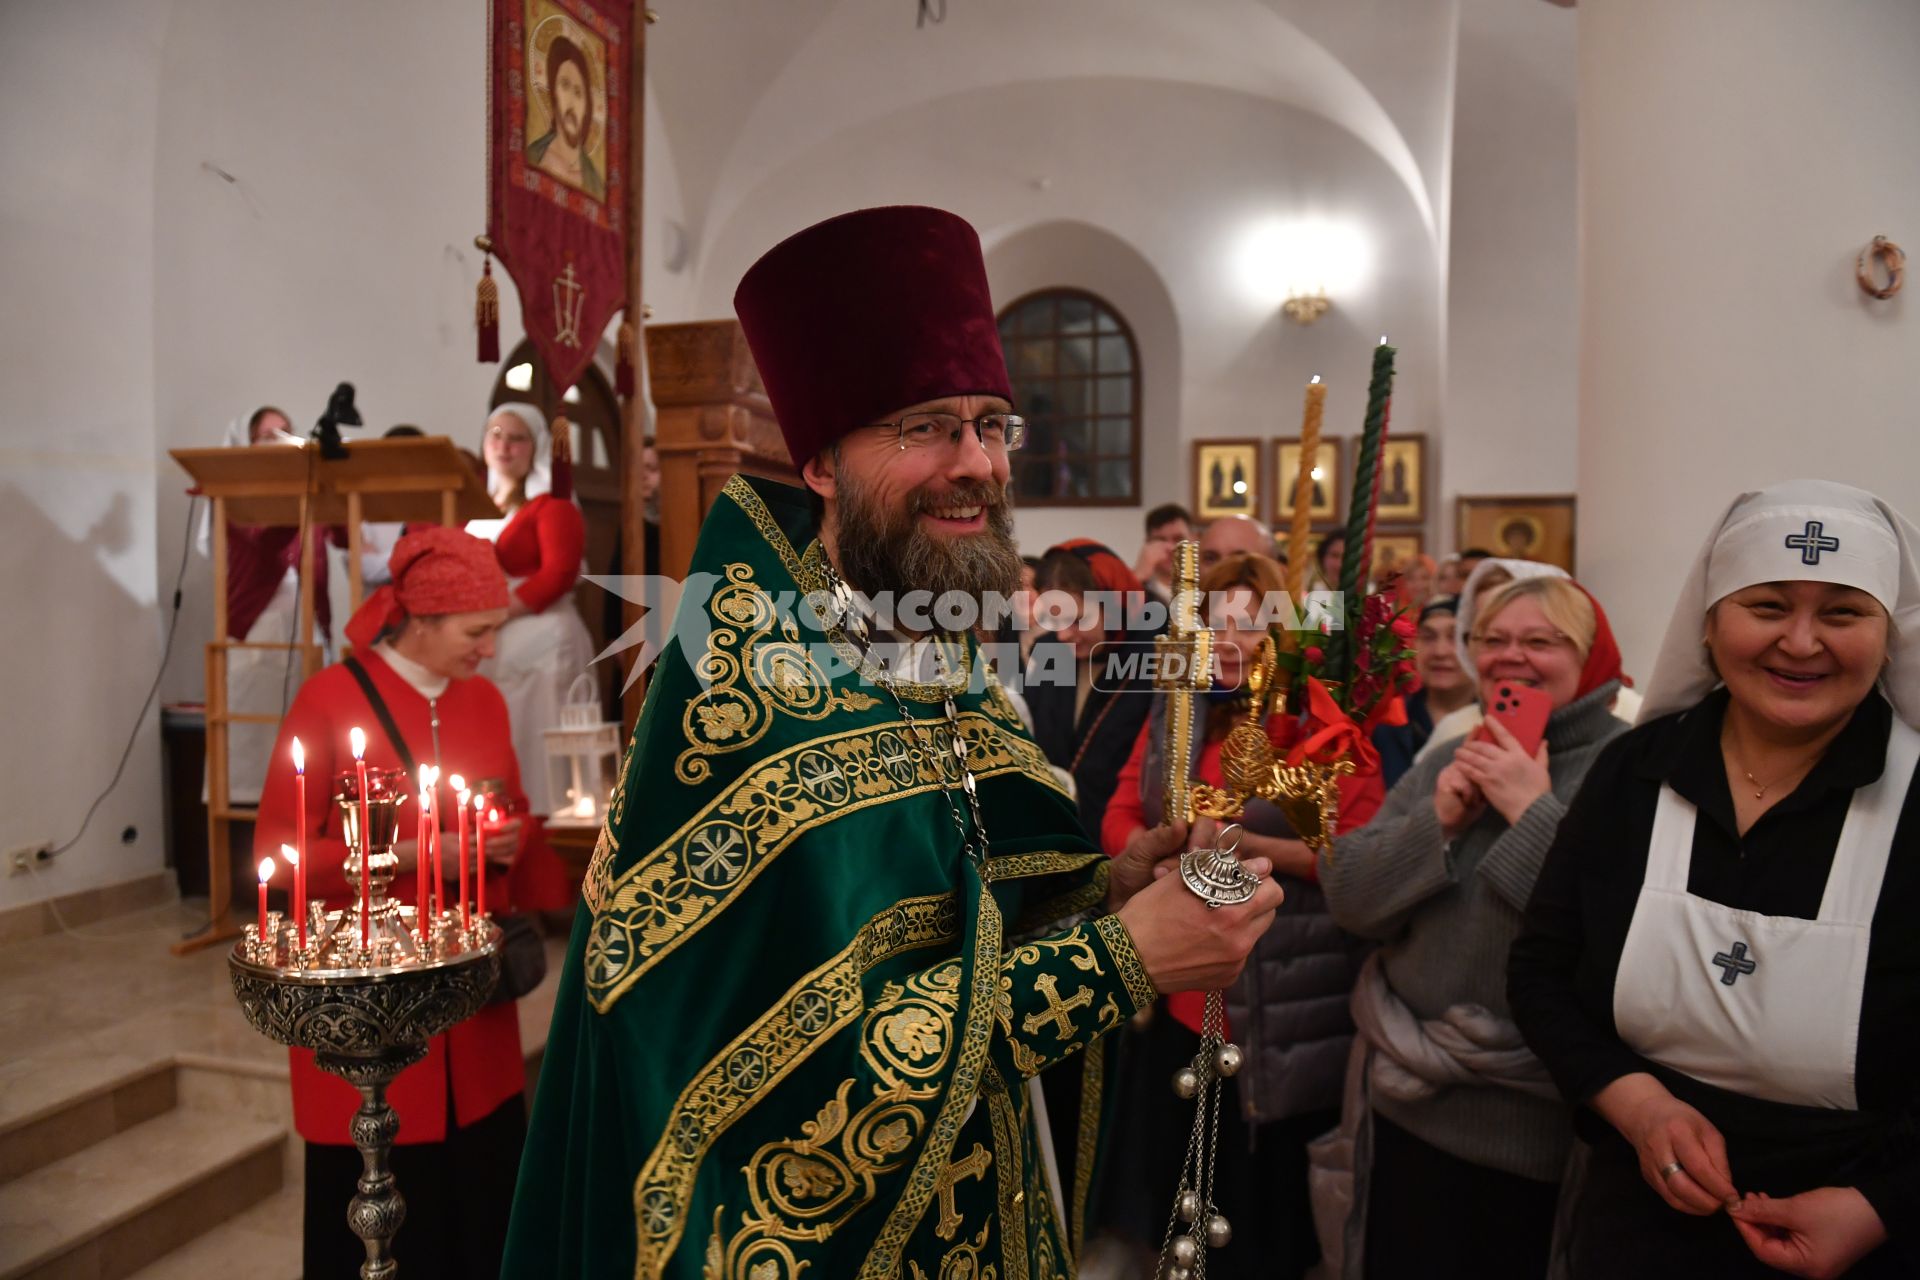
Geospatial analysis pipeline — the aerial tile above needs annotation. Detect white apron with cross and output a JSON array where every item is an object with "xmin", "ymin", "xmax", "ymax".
[{"xmin": 1612, "ymin": 718, "xmax": 1920, "ymax": 1109}]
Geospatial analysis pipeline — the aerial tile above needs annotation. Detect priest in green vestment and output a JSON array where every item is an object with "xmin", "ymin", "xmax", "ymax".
[{"xmin": 503, "ymin": 206, "xmax": 1283, "ymax": 1279}]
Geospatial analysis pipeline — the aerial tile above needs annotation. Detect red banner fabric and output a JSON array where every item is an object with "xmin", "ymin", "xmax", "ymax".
[{"xmin": 488, "ymin": 0, "xmax": 632, "ymax": 394}]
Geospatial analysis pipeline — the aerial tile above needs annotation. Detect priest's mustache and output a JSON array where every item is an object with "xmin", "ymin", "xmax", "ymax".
[{"xmin": 907, "ymin": 481, "xmax": 1009, "ymax": 522}]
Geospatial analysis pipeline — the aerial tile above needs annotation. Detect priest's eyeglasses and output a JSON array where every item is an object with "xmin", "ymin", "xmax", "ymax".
[
  {"xmin": 1470, "ymin": 628, "xmax": 1572, "ymax": 657},
  {"xmin": 874, "ymin": 412, "xmax": 1028, "ymax": 453}
]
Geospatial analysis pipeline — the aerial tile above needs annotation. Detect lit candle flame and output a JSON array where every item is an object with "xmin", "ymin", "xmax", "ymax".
[
  {"xmin": 473, "ymin": 793, "xmax": 485, "ymax": 812},
  {"xmin": 280, "ymin": 843, "xmax": 298, "ymax": 867},
  {"xmin": 350, "ymin": 727, "xmax": 367, "ymax": 760},
  {"xmin": 1310, "ymin": 374, "xmax": 1322, "ymax": 385},
  {"xmin": 418, "ymin": 763, "xmax": 434, "ymax": 790},
  {"xmin": 489, "ymin": 808, "xmax": 501, "ymax": 823},
  {"xmin": 291, "ymin": 738, "xmax": 304, "ymax": 773},
  {"xmin": 258, "ymin": 857, "xmax": 275, "ymax": 884},
  {"xmin": 448, "ymin": 772, "xmax": 465, "ymax": 794},
  {"xmin": 1379, "ymin": 334, "xmax": 1389, "ymax": 345}
]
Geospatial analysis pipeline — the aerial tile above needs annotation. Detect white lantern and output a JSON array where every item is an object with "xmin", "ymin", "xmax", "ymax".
[{"xmin": 543, "ymin": 674, "xmax": 621, "ymax": 827}]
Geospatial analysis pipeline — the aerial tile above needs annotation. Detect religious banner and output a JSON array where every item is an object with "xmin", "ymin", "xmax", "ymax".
[{"xmin": 485, "ymin": 0, "xmax": 633, "ymax": 394}]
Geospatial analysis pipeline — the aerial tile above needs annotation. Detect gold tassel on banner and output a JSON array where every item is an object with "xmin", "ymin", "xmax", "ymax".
[
  {"xmin": 475, "ymin": 235, "xmax": 500, "ymax": 364},
  {"xmin": 615, "ymin": 317, "xmax": 638, "ymax": 397},
  {"xmin": 549, "ymin": 412, "xmax": 573, "ymax": 502}
]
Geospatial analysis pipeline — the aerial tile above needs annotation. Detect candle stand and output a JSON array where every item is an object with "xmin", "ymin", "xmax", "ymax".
[{"xmin": 228, "ymin": 769, "xmax": 500, "ymax": 1279}]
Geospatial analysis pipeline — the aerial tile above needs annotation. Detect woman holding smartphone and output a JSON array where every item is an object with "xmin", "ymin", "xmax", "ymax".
[{"xmin": 1315, "ymin": 575, "xmax": 1627, "ymax": 1279}]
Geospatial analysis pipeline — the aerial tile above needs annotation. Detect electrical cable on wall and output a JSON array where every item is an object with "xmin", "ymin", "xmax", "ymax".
[{"xmin": 46, "ymin": 495, "xmax": 201, "ymax": 859}]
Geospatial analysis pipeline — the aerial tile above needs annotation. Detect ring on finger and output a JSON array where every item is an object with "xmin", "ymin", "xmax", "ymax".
[{"xmin": 1658, "ymin": 1160, "xmax": 1684, "ymax": 1180}]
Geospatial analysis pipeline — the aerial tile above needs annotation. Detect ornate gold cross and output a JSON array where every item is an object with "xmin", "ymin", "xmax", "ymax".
[
  {"xmin": 934, "ymin": 1142, "xmax": 994, "ymax": 1239},
  {"xmin": 1155, "ymin": 541, "xmax": 1213, "ymax": 824},
  {"xmin": 1021, "ymin": 974, "xmax": 1093, "ymax": 1041}
]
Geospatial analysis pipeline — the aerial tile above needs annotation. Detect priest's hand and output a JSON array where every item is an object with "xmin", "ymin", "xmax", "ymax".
[
  {"xmin": 1453, "ymin": 718, "xmax": 1552, "ymax": 825},
  {"xmin": 1591, "ymin": 1071, "xmax": 1740, "ymax": 1216},
  {"xmin": 1106, "ymin": 820, "xmax": 1189, "ymax": 911},
  {"xmin": 1433, "ymin": 761, "xmax": 1487, "ymax": 838},
  {"xmin": 1731, "ymin": 1187, "xmax": 1888, "ymax": 1279},
  {"xmin": 1116, "ymin": 856, "xmax": 1283, "ymax": 992}
]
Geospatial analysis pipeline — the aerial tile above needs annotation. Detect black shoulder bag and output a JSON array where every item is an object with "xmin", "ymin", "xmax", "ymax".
[{"xmin": 344, "ymin": 657, "xmax": 548, "ymax": 1003}]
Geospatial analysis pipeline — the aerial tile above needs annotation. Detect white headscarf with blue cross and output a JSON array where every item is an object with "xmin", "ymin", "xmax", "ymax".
[{"xmin": 1640, "ymin": 479, "xmax": 1920, "ymax": 726}]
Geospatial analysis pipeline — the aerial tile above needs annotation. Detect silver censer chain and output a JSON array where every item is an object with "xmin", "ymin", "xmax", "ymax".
[{"xmin": 1158, "ymin": 823, "xmax": 1253, "ymax": 1279}]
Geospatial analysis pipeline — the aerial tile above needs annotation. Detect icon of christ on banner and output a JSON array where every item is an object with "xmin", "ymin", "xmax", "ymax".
[{"xmin": 525, "ymin": 5, "xmax": 608, "ymax": 201}]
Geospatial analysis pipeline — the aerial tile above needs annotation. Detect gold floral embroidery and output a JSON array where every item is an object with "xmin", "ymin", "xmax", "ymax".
[
  {"xmin": 676, "ymin": 561, "xmax": 882, "ymax": 785},
  {"xmin": 632, "ymin": 894, "xmax": 960, "ymax": 1273},
  {"xmin": 1094, "ymin": 915, "xmax": 1159, "ymax": 1013},
  {"xmin": 587, "ymin": 713, "xmax": 1057, "ymax": 1010},
  {"xmin": 1070, "ymin": 1046, "xmax": 1105, "ymax": 1257},
  {"xmin": 705, "ymin": 961, "xmax": 968, "ymax": 1279},
  {"xmin": 907, "ymin": 1219, "xmax": 1000, "ymax": 1280}
]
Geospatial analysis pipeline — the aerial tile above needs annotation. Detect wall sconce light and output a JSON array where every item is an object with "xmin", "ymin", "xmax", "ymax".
[{"xmin": 1281, "ymin": 288, "xmax": 1331, "ymax": 325}]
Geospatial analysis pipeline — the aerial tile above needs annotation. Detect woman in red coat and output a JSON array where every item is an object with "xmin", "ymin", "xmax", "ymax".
[
  {"xmin": 467, "ymin": 403, "xmax": 595, "ymax": 839},
  {"xmin": 256, "ymin": 526, "xmax": 543, "ymax": 1279}
]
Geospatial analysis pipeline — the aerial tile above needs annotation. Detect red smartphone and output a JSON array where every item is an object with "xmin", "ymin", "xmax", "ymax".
[{"xmin": 1471, "ymin": 682, "xmax": 1552, "ymax": 757}]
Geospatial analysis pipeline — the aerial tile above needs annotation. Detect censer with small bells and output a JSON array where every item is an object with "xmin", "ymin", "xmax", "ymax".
[{"xmin": 1150, "ymin": 542, "xmax": 1353, "ymax": 1280}]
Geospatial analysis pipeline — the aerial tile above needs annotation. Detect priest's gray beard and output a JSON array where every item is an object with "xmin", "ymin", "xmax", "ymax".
[{"xmin": 831, "ymin": 469, "xmax": 1023, "ymax": 619}]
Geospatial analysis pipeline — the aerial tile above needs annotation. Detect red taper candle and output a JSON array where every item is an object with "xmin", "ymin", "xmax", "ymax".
[
  {"xmin": 455, "ymin": 785, "xmax": 472, "ymax": 930},
  {"xmin": 257, "ymin": 857, "xmax": 274, "ymax": 950},
  {"xmin": 474, "ymin": 795, "xmax": 490, "ymax": 920},
  {"xmin": 416, "ymin": 766, "xmax": 433, "ymax": 946},
  {"xmin": 350, "ymin": 727, "xmax": 371, "ymax": 949},
  {"xmin": 290, "ymin": 738, "xmax": 307, "ymax": 948}
]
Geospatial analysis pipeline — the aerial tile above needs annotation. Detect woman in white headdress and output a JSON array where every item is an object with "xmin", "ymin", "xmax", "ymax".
[
  {"xmin": 1510, "ymin": 480, "xmax": 1920, "ymax": 1278},
  {"xmin": 467, "ymin": 403, "xmax": 595, "ymax": 833}
]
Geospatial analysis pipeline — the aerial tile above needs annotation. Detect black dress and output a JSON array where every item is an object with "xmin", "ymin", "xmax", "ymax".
[{"xmin": 1509, "ymin": 689, "xmax": 1920, "ymax": 1277}]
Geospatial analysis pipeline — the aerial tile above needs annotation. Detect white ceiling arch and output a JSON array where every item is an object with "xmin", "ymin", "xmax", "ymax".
[{"xmin": 650, "ymin": 0, "xmax": 1441, "ymax": 269}]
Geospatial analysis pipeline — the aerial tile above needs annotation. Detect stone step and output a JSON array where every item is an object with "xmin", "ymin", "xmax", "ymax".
[
  {"xmin": 0, "ymin": 1109, "xmax": 284, "ymax": 1280},
  {"xmin": 0, "ymin": 1059, "xmax": 176, "ymax": 1185},
  {"xmin": 122, "ymin": 1186, "xmax": 301, "ymax": 1280}
]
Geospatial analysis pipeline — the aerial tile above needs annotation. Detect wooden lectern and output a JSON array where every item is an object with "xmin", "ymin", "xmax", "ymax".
[{"xmin": 166, "ymin": 438, "xmax": 498, "ymax": 955}]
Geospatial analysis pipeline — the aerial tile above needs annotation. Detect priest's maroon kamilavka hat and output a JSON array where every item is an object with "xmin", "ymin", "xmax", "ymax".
[{"xmin": 733, "ymin": 206, "xmax": 1013, "ymax": 466}]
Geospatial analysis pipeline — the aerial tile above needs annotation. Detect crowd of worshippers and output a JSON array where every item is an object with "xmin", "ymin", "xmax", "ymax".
[
  {"xmin": 217, "ymin": 397, "xmax": 1920, "ymax": 1278},
  {"xmin": 1005, "ymin": 483, "xmax": 1918, "ymax": 1280}
]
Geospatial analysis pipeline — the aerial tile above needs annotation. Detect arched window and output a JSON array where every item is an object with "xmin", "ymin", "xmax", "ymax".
[{"xmin": 996, "ymin": 289, "xmax": 1140, "ymax": 506}]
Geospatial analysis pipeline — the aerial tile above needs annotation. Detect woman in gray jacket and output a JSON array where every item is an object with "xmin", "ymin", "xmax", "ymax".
[{"xmin": 1317, "ymin": 574, "xmax": 1628, "ymax": 1280}]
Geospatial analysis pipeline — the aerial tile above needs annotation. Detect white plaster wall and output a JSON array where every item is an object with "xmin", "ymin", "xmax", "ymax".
[
  {"xmin": 691, "ymin": 78, "xmax": 1441, "ymax": 564},
  {"xmin": 150, "ymin": 0, "xmax": 519, "ymax": 717},
  {"xmin": 0, "ymin": 1, "xmax": 174, "ymax": 908},
  {"xmin": 1442, "ymin": 0, "xmax": 1578, "ymax": 551},
  {"xmin": 1579, "ymin": 0, "xmax": 1920, "ymax": 680}
]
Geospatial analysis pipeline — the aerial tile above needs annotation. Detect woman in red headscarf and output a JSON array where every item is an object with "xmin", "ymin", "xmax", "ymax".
[
  {"xmin": 255, "ymin": 526, "xmax": 547, "ymax": 1278},
  {"xmin": 1312, "ymin": 574, "xmax": 1628, "ymax": 1280}
]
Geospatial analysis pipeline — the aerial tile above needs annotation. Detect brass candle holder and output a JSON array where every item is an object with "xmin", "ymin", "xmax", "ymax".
[{"xmin": 229, "ymin": 767, "xmax": 501, "ymax": 1279}]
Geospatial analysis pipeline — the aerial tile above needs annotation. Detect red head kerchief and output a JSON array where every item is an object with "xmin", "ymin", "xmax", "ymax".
[
  {"xmin": 1049, "ymin": 538, "xmax": 1148, "ymax": 643},
  {"xmin": 1572, "ymin": 583, "xmax": 1628, "ymax": 699},
  {"xmin": 733, "ymin": 206, "xmax": 1014, "ymax": 466},
  {"xmin": 344, "ymin": 527, "xmax": 510, "ymax": 650}
]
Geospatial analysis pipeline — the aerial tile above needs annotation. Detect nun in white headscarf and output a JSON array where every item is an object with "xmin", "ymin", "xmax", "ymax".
[
  {"xmin": 467, "ymin": 402, "xmax": 594, "ymax": 819},
  {"xmin": 1509, "ymin": 480, "xmax": 1920, "ymax": 1280}
]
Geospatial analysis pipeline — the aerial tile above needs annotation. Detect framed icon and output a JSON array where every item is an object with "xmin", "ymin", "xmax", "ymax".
[
  {"xmin": 1369, "ymin": 531, "xmax": 1426, "ymax": 585},
  {"xmin": 1192, "ymin": 438, "xmax": 1264, "ymax": 523},
  {"xmin": 1272, "ymin": 436, "xmax": 1344, "ymax": 525},
  {"xmin": 1375, "ymin": 434, "xmax": 1426, "ymax": 524},
  {"xmin": 1456, "ymin": 495, "xmax": 1577, "ymax": 572}
]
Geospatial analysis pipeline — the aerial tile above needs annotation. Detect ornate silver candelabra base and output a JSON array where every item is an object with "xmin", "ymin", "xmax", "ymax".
[{"xmin": 229, "ymin": 927, "xmax": 501, "ymax": 1279}]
